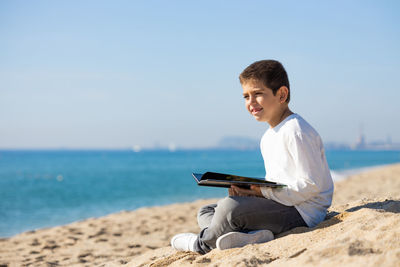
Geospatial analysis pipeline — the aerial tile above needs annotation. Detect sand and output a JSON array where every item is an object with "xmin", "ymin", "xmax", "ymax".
[{"xmin": 1, "ymin": 163, "xmax": 400, "ymax": 267}]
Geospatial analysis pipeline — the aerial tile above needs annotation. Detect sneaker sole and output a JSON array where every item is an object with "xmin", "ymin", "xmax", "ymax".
[{"xmin": 216, "ymin": 230, "xmax": 274, "ymax": 250}]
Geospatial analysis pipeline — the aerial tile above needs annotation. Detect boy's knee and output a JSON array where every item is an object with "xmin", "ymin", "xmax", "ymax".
[
  {"xmin": 216, "ymin": 196, "xmax": 242, "ymax": 217},
  {"xmin": 197, "ymin": 203, "xmax": 217, "ymax": 229},
  {"xmin": 197, "ymin": 204, "xmax": 215, "ymax": 218},
  {"xmin": 197, "ymin": 205, "xmax": 208, "ymax": 221}
]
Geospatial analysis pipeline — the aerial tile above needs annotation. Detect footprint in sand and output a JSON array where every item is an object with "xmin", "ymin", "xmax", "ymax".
[
  {"xmin": 79, "ymin": 258, "xmax": 88, "ymax": 263},
  {"xmin": 78, "ymin": 253, "xmax": 93, "ymax": 264},
  {"xmin": 42, "ymin": 244, "xmax": 60, "ymax": 250},
  {"xmin": 196, "ymin": 257, "xmax": 211, "ymax": 263},
  {"xmin": 128, "ymin": 244, "xmax": 141, "ymax": 248},
  {"xmin": 46, "ymin": 260, "xmax": 59, "ymax": 266},
  {"xmin": 177, "ymin": 216, "xmax": 186, "ymax": 222},
  {"xmin": 68, "ymin": 228, "xmax": 84, "ymax": 235},
  {"xmin": 88, "ymin": 228, "xmax": 107, "ymax": 238},
  {"xmin": 67, "ymin": 236, "xmax": 80, "ymax": 241},
  {"xmin": 128, "ymin": 251, "xmax": 141, "ymax": 256},
  {"xmin": 78, "ymin": 252, "xmax": 92, "ymax": 258},
  {"xmin": 30, "ymin": 238, "xmax": 41, "ymax": 246},
  {"xmin": 35, "ymin": 255, "xmax": 45, "ymax": 261}
]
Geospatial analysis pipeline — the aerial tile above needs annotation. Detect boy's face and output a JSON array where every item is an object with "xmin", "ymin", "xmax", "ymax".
[{"xmin": 242, "ymin": 79, "xmax": 286, "ymax": 123}]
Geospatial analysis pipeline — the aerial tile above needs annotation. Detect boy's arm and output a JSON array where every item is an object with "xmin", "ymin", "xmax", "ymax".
[{"xmin": 261, "ymin": 132, "xmax": 326, "ymax": 206}]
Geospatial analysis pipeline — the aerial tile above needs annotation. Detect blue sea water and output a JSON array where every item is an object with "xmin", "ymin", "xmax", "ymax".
[{"xmin": 0, "ymin": 149, "xmax": 400, "ymax": 238}]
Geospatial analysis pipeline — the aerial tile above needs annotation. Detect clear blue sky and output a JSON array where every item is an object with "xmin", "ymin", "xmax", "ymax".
[{"xmin": 1, "ymin": 0, "xmax": 399, "ymax": 149}]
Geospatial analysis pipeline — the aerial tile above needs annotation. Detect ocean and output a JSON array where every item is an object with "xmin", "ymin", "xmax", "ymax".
[{"xmin": 1, "ymin": 149, "xmax": 399, "ymax": 238}]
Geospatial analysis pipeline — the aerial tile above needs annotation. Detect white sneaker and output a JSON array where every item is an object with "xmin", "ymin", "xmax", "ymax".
[
  {"xmin": 170, "ymin": 233, "xmax": 197, "ymax": 252},
  {"xmin": 216, "ymin": 230, "xmax": 274, "ymax": 250}
]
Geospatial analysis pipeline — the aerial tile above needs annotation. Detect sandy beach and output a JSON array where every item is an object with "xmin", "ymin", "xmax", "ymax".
[{"xmin": 1, "ymin": 163, "xmax": 400, "ymax": 267}]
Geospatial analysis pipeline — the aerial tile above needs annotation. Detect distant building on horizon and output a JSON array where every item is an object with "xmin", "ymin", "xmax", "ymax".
[
  {"xmin": 350, "ymin": 126, "xmax": 400, "ymax": 150},
  {"xmin": 351, "ymin": 132, "xmax": 366, "ymax": 150}
]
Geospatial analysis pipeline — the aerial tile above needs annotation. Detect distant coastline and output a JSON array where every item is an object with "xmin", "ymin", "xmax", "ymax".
[{"xmin": 5, "ymin": 133, "xmax": 399, "ymax": 152}]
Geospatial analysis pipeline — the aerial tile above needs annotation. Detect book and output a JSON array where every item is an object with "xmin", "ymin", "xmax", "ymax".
[{"xmin": 192, "ymin": 172, "xmax": 286, "ymax": 189}]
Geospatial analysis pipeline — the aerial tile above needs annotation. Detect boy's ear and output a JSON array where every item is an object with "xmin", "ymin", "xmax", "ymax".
[{"xmin": 278, "ymin": 86, "xmax": 289, "ymax": 103}]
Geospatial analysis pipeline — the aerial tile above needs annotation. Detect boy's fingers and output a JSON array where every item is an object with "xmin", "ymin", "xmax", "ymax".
[
  {"xmin": 233, "ymin": 186, "xmax": 253, "ymax": 196},
  {"xmin": 228, "ymin": 187, "xmax": 235, "ymax": 196},
  {"xmin": 231, "ymin": 185, "xmax": 239, "ymax": 192},
  {"xmin": 230, "ymin": 185, "xmax": 239, "ymax": 194},
  {"xmin": 250, "ymin": 185, "xmax": 259, "ymax": 191},
  {"xmin": 250, "ymin": 185, "xmax": 263, "ymax": 197},
  {"xmin": 229, "ymin": 186, "xmax": 239, "ymax": 196},
  {"xmin": 231, "ymin": 185, "xmax": 243, "ymax": 192}
]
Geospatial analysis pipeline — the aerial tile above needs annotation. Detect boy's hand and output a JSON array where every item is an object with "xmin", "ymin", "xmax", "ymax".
[{"xmin": 229, "ymin": 185, "xmax": 263, "ymax": 197}]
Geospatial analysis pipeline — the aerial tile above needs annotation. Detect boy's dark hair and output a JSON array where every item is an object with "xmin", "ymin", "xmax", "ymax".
[{"xmin": 239, "ymin": 60, "xmax": 290, "ymax": 103}]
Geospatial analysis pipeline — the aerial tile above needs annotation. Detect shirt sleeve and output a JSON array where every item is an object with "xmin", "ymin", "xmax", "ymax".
[{"xmin": 260, "ymin": 131, "xmax": 324, "ymax": 206}]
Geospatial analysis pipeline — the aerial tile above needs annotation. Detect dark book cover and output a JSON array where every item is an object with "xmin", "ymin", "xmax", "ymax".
[{"xmin": 192, "ymin": 172, "xmax": 286, "ymax": 189}]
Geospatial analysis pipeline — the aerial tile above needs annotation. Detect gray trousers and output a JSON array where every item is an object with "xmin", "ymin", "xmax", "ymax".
[{"xmin": 193, "ymin": 196, "xmax": 307, "ymax": 254}]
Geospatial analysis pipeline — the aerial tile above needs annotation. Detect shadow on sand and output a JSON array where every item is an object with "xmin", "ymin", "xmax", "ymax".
[{"xmin": 277, "ymin": 199, "xmax": 400, "ymax": 239}]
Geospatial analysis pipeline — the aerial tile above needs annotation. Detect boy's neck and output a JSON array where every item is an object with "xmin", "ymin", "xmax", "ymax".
[{"xmin": 269, "ymin": 107, "xmax": 294, "ymax": 128}]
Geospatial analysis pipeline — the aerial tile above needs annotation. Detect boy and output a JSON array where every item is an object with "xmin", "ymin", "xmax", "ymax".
[{"xmin": 171, "ymin": 60, "xmax": 334, "ymax": 254}]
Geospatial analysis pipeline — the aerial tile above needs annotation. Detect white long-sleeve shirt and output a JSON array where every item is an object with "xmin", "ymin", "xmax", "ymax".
[{"xmin": 260, "ymin": 113, "xmax": 334, "ymax": 228}]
